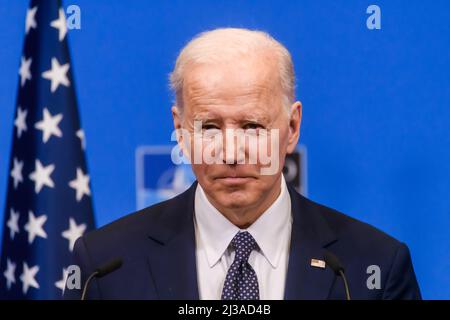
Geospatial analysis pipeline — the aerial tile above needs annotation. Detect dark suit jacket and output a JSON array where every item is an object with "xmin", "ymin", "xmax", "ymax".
[{"xmin": 64, "ymin": 181, "xmax": 421, "ymax": 300}]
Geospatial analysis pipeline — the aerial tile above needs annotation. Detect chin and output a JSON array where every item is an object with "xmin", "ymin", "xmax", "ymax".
[{"xmin": 214, "ymin": 189, "xmax": 257, "ymax": 208}]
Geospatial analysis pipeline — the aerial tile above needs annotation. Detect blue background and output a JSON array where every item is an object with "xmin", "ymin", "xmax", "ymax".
[{"xmin": 1, "ymin": 0, "xmax": 449, "ymax": 299}]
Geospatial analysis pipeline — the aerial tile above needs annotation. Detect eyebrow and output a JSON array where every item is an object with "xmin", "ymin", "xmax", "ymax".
[
  {"xmin": 192, "ymin": 113, "xmax": 271, "ymax": 124},
  {"xmin": 193, "ymin": 113, "xmax": 216, "ymax": 122},
  {"xmin": 242, "ymin": 115, "xmax": 270, "ymax": 124}
]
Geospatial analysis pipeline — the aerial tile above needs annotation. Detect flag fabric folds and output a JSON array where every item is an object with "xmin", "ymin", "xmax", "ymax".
[{"xmin": 1, "ymin": 0, "xmax": 95, "ymax": 299}]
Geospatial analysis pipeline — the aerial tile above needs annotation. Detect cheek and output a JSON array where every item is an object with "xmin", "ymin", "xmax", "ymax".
[
  {"xmin": 278, "ymin": 126, "xmax": 290, "ymax": 148},
  {"xmin": 257, "ymin": 172, "xmax": 280, "ymax": 187},
  {"xmin": 191, "ymin": 163, "xmax": 205, "ymax": 178},
  {"xmin": 191, "ymin": 163, "xmax": 216, "ymax": 185}
]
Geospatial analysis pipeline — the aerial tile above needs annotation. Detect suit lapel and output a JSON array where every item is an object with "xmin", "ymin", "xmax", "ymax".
[
  {"xmin": 144, "ymin": 181, "xmax": 339, "ymax": 300},
  {"xmin": 285, "ymin": 185, "xmax": 338, "ymax": 299},
  {"xmin": 146, "ymin": 182, "xmax": 199, "ymax": 299}
]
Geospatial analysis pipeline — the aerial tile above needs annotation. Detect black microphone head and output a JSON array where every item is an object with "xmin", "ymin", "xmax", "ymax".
[
  {"xmin": 324, "ymin": 251, "xmax": 344, "ymax": 275},
  {"xmin": 95, "ymin": 258, "xmax": 123, "ymax": 278}
]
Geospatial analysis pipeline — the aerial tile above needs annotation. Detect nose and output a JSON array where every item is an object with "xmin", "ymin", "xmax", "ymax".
[{"xmin": 222, "ymin": 129, "xmax": 245, "ymax": 165}]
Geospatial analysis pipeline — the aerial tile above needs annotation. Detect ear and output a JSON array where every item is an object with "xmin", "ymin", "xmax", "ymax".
[
  {"xmin": 172, "ymin": 105, "xmax": 182, "ymax": 130},
  {"xmin": 286, "ymin": 101, "xmax": 302, "ymax": 154},
  {"xmin": 172, "ymin": 105, "xmax": 192, "ymax": 161},
  {"xmin": 172, "ymin": 105, "xmax": 185, "ymax": 148}
]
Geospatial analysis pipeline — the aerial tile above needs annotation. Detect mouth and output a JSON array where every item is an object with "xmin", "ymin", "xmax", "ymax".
[{"xmin": 214, "ymin": 176, "xmax": 256, "ymax": 185}]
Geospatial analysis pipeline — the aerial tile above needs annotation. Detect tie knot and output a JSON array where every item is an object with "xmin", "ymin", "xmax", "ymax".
[{"xmin": 231, "ymin": 231, "xmax": 258, "ymax": 262}]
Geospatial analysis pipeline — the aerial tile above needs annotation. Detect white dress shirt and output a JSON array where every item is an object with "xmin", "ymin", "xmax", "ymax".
[{"xmin": 194, "ymin": 175, "xmax": 292, "ymax": 300}]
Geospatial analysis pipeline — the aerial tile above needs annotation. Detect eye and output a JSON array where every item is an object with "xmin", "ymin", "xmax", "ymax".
[
  {"xmin": 202, "ymin": 124, "xmax": 220, "ymax": 130},
  {"xmin": 243, "ymin": 123, "xmax": 264, "ymax": 130}
]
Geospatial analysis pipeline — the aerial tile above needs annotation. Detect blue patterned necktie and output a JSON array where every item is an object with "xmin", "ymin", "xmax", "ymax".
[{"xmin": 221, "ymin": 231, "xmax": 260, "ymax": 300}]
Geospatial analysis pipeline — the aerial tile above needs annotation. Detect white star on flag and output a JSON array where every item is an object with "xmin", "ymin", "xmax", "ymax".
[
  {"xmin": 51, "ymin": 8, "xmax": 67, "ymax": 42},
  {"xmin": 41, "ymin": 57, "xmax": 70, "ymax": 93},
  {"xmin": 19, "ymin": 56, "xmax": 32, "ymax": 87},
  {"xmin": 34, "ymin": 107, "xmax": 63, "ymax": 143},
  {"xmin": 55, "ymin": 268, "xmax": 69, "ymax": 293},
  {"xmin": 69, "ymin": 168, "xmax": 91, "ymax": 202},
  {"xmin": 25, "ymin": 6, "xmax": 38, "ymax": 34},
  {"xmin": 62, "ymin": 218, "xmax": 87, "ymax": 252},
  {"xmin": 24, "ymin": 210, "xmax": 48, "ymax": 244},
  {"xmin": 20, "ymin": 262, "xmax": 40, "ymax": 294},
  {"xmin": 7, "ymin": 208, "xmax": 20, "ymax": 240},
  {"xmin": 14, "ymin": 106, "xmax": 28, "ymax": 138},
  {"xmin": 10, "ymin": 157, "xmax": 24, "ymax": 189},
  {"xmin": 29, "ymin": 159, "xmax": 55, "ymax": 193},
  {"xmin": 3, "ymin": 259, "xmax": 16, "ymax": 290},
  {"xmin": 76, "ymin": 129, "xmax": 86, "ymax": 150}
]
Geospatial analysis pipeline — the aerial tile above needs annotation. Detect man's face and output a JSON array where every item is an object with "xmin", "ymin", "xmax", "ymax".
[{"xmin": 172, "ymin": 53, "xmax": 301, "ymax": 214}]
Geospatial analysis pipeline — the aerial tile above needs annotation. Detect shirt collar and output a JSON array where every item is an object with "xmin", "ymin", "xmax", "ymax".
[
  {"xmin": 194, "ymin": 175, "xmax": 292, "ymax": 269},
  {"xmin": 246, "ymin": 175, "xmax": 292, "ymax": 268}
]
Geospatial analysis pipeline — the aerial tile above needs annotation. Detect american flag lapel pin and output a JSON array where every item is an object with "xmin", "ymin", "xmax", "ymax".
[{"xmin": 311, "ymin": 258, "xmax": 326, "ymax": 269}]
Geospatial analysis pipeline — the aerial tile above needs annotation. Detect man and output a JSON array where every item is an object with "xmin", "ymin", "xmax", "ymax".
[{"xmin": 65, "ymin": 28, "xmax": 421, "ymax": 300}]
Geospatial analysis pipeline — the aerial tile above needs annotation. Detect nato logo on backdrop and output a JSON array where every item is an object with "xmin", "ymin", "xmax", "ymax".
[{"xmin": 135, "ymin": 145, "xmax": 307, "ymax": 210}]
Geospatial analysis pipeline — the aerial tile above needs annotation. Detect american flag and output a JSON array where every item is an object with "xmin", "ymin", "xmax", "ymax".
[{"xmin": 0, "ymin": 0, "xmax": 95, "ymax": 299}]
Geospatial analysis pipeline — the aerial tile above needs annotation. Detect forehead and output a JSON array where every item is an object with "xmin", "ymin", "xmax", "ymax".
[{"xmin": 182, "ymin": 55, "xmax": 282, "ymax": 115}]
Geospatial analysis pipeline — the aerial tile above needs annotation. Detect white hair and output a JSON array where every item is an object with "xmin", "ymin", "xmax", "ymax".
[{"xmin": 169, "ymin": 28, "xmax": 296, "ymax": 112}]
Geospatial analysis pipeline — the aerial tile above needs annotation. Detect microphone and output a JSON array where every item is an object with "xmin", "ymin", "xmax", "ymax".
[
  {"xmin": 81, "ymin": 258, "xmax": 123, "ymax": 300},
  {"xmin": 324, "ymin": 251, "xmax": 351, "ymax": 300}
]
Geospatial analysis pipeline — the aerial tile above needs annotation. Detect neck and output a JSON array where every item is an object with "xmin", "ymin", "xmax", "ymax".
[{"xmin": 206, "ymin": 175, "xmax": 283, "ymax": 229}]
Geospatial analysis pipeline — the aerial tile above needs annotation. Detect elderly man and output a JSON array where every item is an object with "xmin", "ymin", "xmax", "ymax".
[{"xmin": 65, "ymin": 28, "xmax": 421, "ymax": 300}]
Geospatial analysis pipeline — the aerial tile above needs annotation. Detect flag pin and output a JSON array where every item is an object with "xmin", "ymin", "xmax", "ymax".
[{"xmin": 311, "ymin": 258, "xmax": 326, "ymax": 269}]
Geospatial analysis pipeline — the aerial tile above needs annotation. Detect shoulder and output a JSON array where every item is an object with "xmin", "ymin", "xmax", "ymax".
[
  {"xmin": 302, "ymin": 196, "xmax": 421, "ymax": 299},
  {"xmin": 81, "ymin": 183, "xmax": 196, "ymax": 252},
  {"xmin": 299, "ymin": 194, "xmax": 402, "ymax": 248}
]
